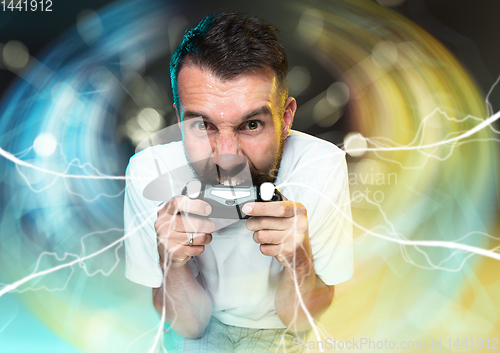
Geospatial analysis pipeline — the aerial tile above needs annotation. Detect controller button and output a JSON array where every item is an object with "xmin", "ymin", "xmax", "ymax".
[
  {"xmin": 186, "ymin": 180, "xmax": 202, "ymax": 199},
  {"xmin": 260, "ymin": 182, "xmax": 275, "ymax": 201}
]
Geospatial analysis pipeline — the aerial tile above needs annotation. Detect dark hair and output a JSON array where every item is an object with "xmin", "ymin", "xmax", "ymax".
[{"xmin": 170, "ymin": 12, "xmax": 288, "ymax": 113}]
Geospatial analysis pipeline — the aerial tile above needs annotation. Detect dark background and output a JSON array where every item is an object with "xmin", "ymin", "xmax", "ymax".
[{"xmin": 2, "ymin": 0, "xmax": 500, "ymax": 115}]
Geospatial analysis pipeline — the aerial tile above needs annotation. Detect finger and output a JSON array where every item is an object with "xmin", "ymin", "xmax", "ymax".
[
  {"xmin": 167, "ymin": 242, "xmax": 207, "ymax": 257},
  {"xmin": 182, "ymin": 232, "xmax": 213, "ymax": 246},
  {"xmin": 259, "ymin": 243, "xmax": 283, "ymax": 257},
  {"xmin": 158, "ymin": 248, "xmax": 189, "ymax": 267},
  {"xmin": 174, "ymin": 255, "xmax": 191, "ymax": 266},
  {"xmin": 169, "ymin": 251, "xmax": 198, "ymax": 267},
  {"xmin": 176, "ymin": 213, "xmax": 216, "ymax": 234},
  {"xmin": 163, "ymin": 196, "xmax": 212, "ymax": 216},
  {"xmin": 155, "ymin": 212, "xmax": 216, "ymax": 236},
  {"xmin": 183, "ymin": 245, "xmax": 206, "ymax": 257},
  {"xmin": 242, "ymin": 201, "xmax": 305, "ymax": 218},
  {"xmin": 246, "ymin": 216, "xmax": 290, "ymax": 232},
  {"xmin": 252, "ymin": 230, "xmax": 286, "ymax": 245}
]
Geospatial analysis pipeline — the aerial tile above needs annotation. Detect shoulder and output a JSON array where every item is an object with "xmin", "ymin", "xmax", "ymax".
[
  {"xmin": 277, "ymin": 130, "xmax": 348, "ymax": 205},
  {"xmin": 280, "ymin": 130, "xmax": 346, "ymax": 174},
  {"xmin": 285, "ymin": 130, "xmax": 344, "ymax": 156},
  {"xmin": 125, "ymin": 141, "xmax": 187, "ymax": 197}
]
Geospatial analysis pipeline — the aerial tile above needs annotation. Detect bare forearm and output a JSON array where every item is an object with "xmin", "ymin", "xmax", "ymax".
[
  {"xmin": 153, "ymin": 265, "xmax": 212, "ymax": 338},
  {"xmin": 275, "ymin": 263, "xmax": 334, "ymax": 332}
]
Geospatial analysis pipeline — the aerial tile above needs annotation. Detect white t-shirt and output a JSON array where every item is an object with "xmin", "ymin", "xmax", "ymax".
[{"xmin": 124, "ymin": 130, "xmax": 353, "ymax": 329}]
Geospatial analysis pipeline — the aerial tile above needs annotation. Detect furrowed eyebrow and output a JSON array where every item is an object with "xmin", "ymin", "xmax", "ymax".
[
  {"xmin": 182, "ymin": 111, "xmax": 206, "ymax": 120},
  {"xmin": 182, "ymin": 107, "xmax": 272, "ymax": 123},
  {"xmin": 241, "ymin": 107, "xmax": 272, "ymax": 121}
]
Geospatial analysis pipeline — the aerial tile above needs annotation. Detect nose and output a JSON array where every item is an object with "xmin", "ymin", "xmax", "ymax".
[
  {"xmin": 213, "ymin": 133, "xmax": 244, "ymax": 172},
  {"xmin": 214, "ymin": 132, "xmax": 239, "ymax": 156},
  {"xmin": 214, "ymin": 132, "xmax": 239, "ymax": 154}
]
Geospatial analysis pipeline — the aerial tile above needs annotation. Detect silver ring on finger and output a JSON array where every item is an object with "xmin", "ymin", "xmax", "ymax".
[{"xmin": 189, "ymin": 233, "xmax": 194, "ymax": 246}]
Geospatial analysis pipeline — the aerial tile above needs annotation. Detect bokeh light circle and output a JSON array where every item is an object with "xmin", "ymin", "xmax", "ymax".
[{"xmin": 33, "ymin": 133, "xmax": 57, "ymax": 157}]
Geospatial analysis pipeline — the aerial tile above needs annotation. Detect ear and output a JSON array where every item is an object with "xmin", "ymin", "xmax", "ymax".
[{"xmin": 282, "ymin": 97, "xmax": 297, "ymax": 140}]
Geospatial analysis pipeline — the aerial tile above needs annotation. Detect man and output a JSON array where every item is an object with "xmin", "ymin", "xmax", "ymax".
[{"xmin": 124, "ymin": 12, "xmax": 353, "ymax": 352}]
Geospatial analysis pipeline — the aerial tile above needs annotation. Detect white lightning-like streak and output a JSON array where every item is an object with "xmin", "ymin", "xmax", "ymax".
[
  {"xmin": 0, "ymin": 145, "xmax": 131, "ymax": 180},
  {"xmin": 485, "ymin": 75, "xmax": 500, "ymax": 123},
  {"xmin": 281, "ymin": 181, "xmax": 500, "ymax": 264},
  {"xmin": 354, "ymin": 107, "xmax": 500, "ymax": 154},
  {"xmin": 1, "ymin": 75, "xmax": 499, "ymax": 351},
  {"xmin": 124, "ymin": 322, "xmax": 165, "ymax": 353},
  {"xmin": 354, "ymin": 193, "xmax": 500, "ymax": 272},
  {"xmin": 266, "ymin": 176, "xmax": 500, "ymax": 350},
  {"xmin": 272, "ymin": 99, "xmax": 500, "ymax": 272},
  {"xmin": 373, "ymin": 137, "xmax": 500, "ymax": 170},
  {"xmin": 0, "ymin": 210, "xmax": 157, "ymax": 298},
  {"xmin": 12, "ymin": 142, "xmax": 127, "ymax": 201},
  {"xmin": 365, "ymin": 106, "xmax": 500, "ymax": 151},
  {"xmin": 0, "ymin": 301, "xmax": 19, "ymax": 335}
]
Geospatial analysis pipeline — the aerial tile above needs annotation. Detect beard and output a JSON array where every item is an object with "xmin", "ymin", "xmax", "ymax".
[
  {"xmin": 247, "ymin": 137, "xmax": 284, "ymax": 184},
  {"xmin": 185, "ymin": 136, "xmax": 285, "ymax": 186}
]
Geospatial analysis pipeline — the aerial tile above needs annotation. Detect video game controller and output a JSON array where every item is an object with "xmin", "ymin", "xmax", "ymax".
[{"xmin": 181, "ymin": 181, "xmax": 283, "ymax": 219}]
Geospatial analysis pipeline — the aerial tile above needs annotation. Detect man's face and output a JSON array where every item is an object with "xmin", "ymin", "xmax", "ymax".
[{"xmin": 175, "ymin": 65, "xmax": 296, "ymax": 185}]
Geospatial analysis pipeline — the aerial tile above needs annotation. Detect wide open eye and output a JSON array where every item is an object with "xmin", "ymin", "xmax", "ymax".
[
  {"xmin": 244, "ymin": 120, "xmax": 262, "ymax": 130},
  {"xmin": 195, "ymin": 121, "xmax": 209, "ymax": 130},
  {"xmin": 190, "ymin": 120, "xmax": 209, "ymax": 131}
]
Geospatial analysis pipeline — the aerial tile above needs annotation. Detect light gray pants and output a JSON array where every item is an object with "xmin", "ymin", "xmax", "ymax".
[{"xmin": 163, "ymin": 317, "xmax": 302, "ymax": 353}]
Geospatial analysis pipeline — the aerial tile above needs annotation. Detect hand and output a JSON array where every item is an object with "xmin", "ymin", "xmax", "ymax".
[
  {"xmin": 155, "ymin": 196, "xmax": 216, "ymax": 269},
  {"xmin": 243, "ymin": 198, "xmax": 312, "ymax": 269}
]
